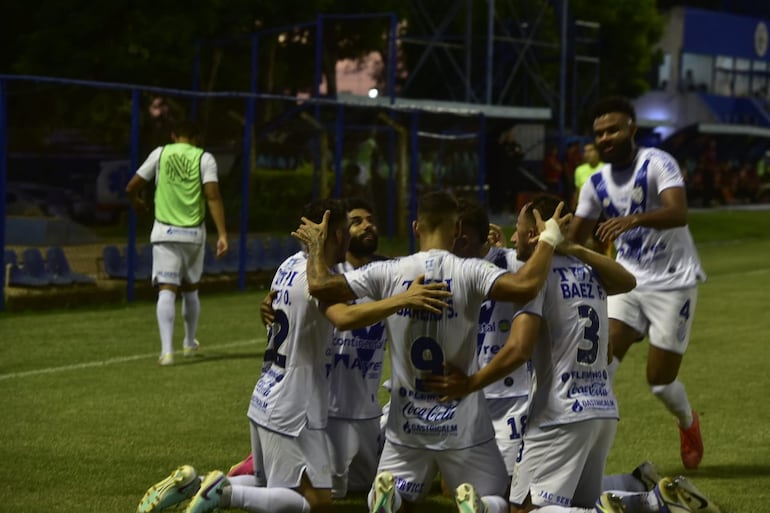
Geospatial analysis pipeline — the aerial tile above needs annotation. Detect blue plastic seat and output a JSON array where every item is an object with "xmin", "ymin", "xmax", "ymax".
[
  {"xmin": 22, "ymin": 247, "xmax": 66, "ymax": 285},
  {"xmin": 246, "ymin": 238, "xmax": 267, "ymax": 272},
  {"xmin": 5, "ymin": 249, "xmax": 49, "ymax": 287},
  {"xmin": 102, "ymin": 245, "xmax": 128, "ymax": 279},
  {"xmin": 46, "ymin": 246, "xmax": 96, "ymax": 284}
]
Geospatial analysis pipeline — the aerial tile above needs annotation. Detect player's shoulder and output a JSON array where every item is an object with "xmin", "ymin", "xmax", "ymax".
[{"xmin": 640, "ymin": 147, "xmax": 680, "ymax": 174}]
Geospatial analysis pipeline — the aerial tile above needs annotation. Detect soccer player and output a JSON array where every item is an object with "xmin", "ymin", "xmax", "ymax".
[
  {"xmin": 126, "ymin": 120, "xmax": 228, "ymax": 366},
  {"xmin": 325, "ymin": 198, "xmax": 390, "ymax": 499},
  {"xmin": 136, "ymin": 198, "xmax": 451, "ymax": 513},
  {"xmin": 572, "ymin": 142, "xmax": 603, "ymax": 210},
  {"xmin": 427, "ymin": 195, "xmax": 636, "ymax": 512},
  {"xmin": 292, "ymin": 190, "xmax": 571, "ymax": 513},
  {"xmin": 569, "ymin": 96, "xmax": 707, "ymax": 470},
  {"xmin": 453, "ymin": 199, "xmax": 531, "ymax": 479}
]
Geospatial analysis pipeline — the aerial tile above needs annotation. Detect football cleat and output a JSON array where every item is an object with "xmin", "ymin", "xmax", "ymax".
[
  {"xmin": 654, "ymin": 477, "xmax": 696, "ymax": 513},
  {"xmin": 158, "ymin": 353, "xmax": 174, "ymax": 366},
  {"xmin": 185, "ymin": 471, "xmax": 228, "ymax": 513},
  {"xmin": 370, "ymin": 471, "xmax": 396, "ymax": 513},
  {"xmin": 136, "ymin": 465, "xmax": 200, "ymax": 513},
  {"xmin": 455, "ymin": 482, "xmax": 488, "ymax": 513},
  {"xmin": 631, "ymin": 461, "xmax": 663, "ymax": 492},
  {"xmin": 595, "ymin": 492, "xmax": 626, "ymax": 513},
  {"xmin": 679, "ymin": 411, "xmax": 704, "ymax": 469},
  {"xmin": 670, "ymin": 476, "xmax": 722, "ymax": 513},
  {"xmin": 183, "ymin": 339, "xmax": 200, "ymax": 357}
]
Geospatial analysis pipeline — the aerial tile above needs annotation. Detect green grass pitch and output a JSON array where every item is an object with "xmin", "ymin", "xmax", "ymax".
[{"xmin": 1, "ymin": 208, "xmax": 769, "ymax": 512}]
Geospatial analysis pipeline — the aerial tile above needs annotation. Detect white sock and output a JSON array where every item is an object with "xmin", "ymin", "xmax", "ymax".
[
  {"xmin": 367, "ymin": 487, "xmax": 402, "ymax": 511},
  {"xmin": 228, "ymin": 474, "xmax": 258, "ymax": 487},
  {"xmin": 536, "ymin": 506, "xmax": 595, "ymax": 513},
  {"xmin": 181, "ymin": 290, "xmax": 200, "ymax": 347},
  {"xmin": 650, "ymin": 380, "xmax": 693, "ymax": 428},
  {"xmin": 607, "ymin": 356, "xmax": 620, "ymax": 382},
  {"xmin": 606, "ymin": 490, "xmax": 659, "ymax": 512},
  {"xmin": 156, "ymin": 289, "xmax": 176, "ymax": 355},
  {"xmin": 602, "ymin": 473, "xmax": 647, "ymax": 493},
  {"xmin": 482, "ymin": 494, "xmax": 509, "ymax": 513},
  {"xmin": 229, "ymin": 485, "xmax": 311, "ymax": 513}
]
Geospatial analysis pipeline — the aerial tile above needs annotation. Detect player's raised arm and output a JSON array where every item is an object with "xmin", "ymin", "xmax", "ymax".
[
  {"xmin": 322, "ymin": 274, "xmax": 450, "ymax": 330},
  {"xmin": 292, "ymin": 210, "xmax": 357, "ymax": 303},
  {"xmin": 489, "ymin": 201, "xmax": 571, "ymax": 303},
  {"xmin": 557, "ymin": 241, "xmax": 636, "ymax": 295}
]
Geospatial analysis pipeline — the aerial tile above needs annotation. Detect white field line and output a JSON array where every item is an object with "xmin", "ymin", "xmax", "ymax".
[{"xmin": 0, "ymin": 337, "xmax": 264, "ymax": 382}]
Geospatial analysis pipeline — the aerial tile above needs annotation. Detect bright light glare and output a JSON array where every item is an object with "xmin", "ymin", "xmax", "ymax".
[{"xmin": 368, "ymin": 88, "xmax": 379, "ymax": 98}]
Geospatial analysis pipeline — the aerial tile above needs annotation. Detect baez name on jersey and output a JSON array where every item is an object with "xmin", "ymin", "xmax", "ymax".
[{"xmin": 552, "ymin": 265, "xmax": 605, "ymax": 300}]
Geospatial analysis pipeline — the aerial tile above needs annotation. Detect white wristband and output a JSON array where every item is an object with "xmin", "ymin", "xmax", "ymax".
[{"xmin": 538, "ymin": 218, "xmax": 564, "ymax": 248}]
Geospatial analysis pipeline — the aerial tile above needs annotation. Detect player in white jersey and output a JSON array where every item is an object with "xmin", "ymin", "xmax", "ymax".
[
  {"xmin": 427, "ymin": 195, "xmax": 636, "ymax": 513},
  {"xmin": 454, "ymin": 199, "xmax": 531, "ymax": 478},
  {"xmin": 292, "ymin": 191, "xmax": 571, "ymax": 513},
  {"xmin": 136, "ymin": 199, "xmax": 451, "ymax": 513},
  {"xmin": 569, "ymin": 96, "xmax": 706, "ymax": 470},
  {"xmin": 326, "ymin": 199, "xmax": 390, "ymax": 498},
  {"xmin": 126, "ymin": 120, "xmax": 228, "ymax": 366}
]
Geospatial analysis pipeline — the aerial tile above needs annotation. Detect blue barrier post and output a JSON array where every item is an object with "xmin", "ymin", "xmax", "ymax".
[
  {"xmin": 127, "ymin": 88, "xmax": 141, "ymax": 303},
  {"xmin": 0, "ymin": 79, "xmax": 7, "ymax": 312},
  {"xmin": 409, "ymin": 111, "xmax": 420, "ymax": 254},
  {"xmin": 478, "ymin": 113, "xmax": 487, "ymax": 204}
]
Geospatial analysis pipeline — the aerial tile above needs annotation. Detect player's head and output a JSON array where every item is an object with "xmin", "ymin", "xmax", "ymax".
[
  {"xmin": 414, "ymin": 190, "xmax": 460, "ymax": 241},
  {"xmin": 515, "ymin": 194, "xmax": 566, "ymax": 261},
  {"xmin": 590, "ymin": 96, "xmax": 637, "ymax": 166},
  {"xmin": 302, "ymin": 198, "xmax": 350, "ymax": 264},
  {"xmin": 171, "ymin": 120, "xmax": 201, "ymax": 145},
  {"xmin": 583, "ymin": 142, "xmax": 601, "ymax": 166},
  {"xmin": 453, "ymin": 198, "xmax": 489, "ymax": 258},
  {"xmin": 345, "ymin": 197, "xmax": 378, "ymax": 258}
]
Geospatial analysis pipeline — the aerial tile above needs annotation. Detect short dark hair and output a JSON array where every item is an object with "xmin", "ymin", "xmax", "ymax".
[
  {"xmin": 302, "ymin": 198, "xmax": 348, "ymax": 232},
  {"xmin": 523, "ymin": 194, "xmax": 568, "ymax": 225},
  {"xmin": 345, "ymin": 197, "xmax": 374, "ymax": 214},
  {"xmin": 457, "ymin": 198, "xmax": 489, "ymax": 243},
  {"xmin": 590, "ymin": 96, "xmax": 636, "ymax": 123},
  {"xmin": 172, "ymin": 120, "xmax": 201, "ymax": 140},
  {"xmin": 417, "ymin": 190, "xmax": 459, "ymax": 230}
]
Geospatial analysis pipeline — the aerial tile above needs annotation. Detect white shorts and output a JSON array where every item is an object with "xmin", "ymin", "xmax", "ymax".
[
  {"xmin": 248, "ymin": 422, "xmax": 267, "ymax": 486},
  {"xmin": 487, "ymin": 396, "xmax": 529, "ymax": 476},
  {"xmin": 510, "ymin": 418, "xmax": 617, "ymax": 508},
  {"xmin": 376, "ymin": 438, "xmax": 508, "ymax": 503},
  {"xmin": 327, "ymin": 417, "xmax": 381, "ymax": 496},
  {"xmin": 608, "ymin": 287, "xmax": 698, "ymax": 355},
  {"xmin": 253, "ymin": 422, "xmax": 332, "ymax": 489},
  {"xmin": 152, "ymin": 241, "xmax": 204, "ymax": 286}
]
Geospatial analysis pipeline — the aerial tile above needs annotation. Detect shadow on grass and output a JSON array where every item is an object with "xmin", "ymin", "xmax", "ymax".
[
  {"xmin": 681, "ymin": 463, "xmax": 770, "ymax": 478},
  {"xmin": 175, "ymin": 352, "xmax": 260, "ymax": 364}
]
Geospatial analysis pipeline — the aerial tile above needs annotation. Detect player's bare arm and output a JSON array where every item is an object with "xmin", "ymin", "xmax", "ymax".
[
  {"xmin": 322, "ymin": 274, "xmax": 450, "ymax": 330},
  {"xmin": 292, "ymin": 210, "xmax": 357, "ymax": 303},
  {"xmin": 203, "ymin": 181, "xmax": 228, "ymax": 257},
  {"xmin": 425, "ymin": 313, "xmax": 540, "ymax": 400},
  {"xmin": 595, "ymin": 187, "xmax": 688, "ymax": 242},
  {"xmin": 125, "ymin": 174, "xmax": 150, "ymax": 214},
  {"xmin": 567, "ymin": 215, "xmax": 598, "ymax": 246},
  {"xmin": 557, "ymin": 241, "xmax": 636, "ymax": 295},
  {"xmin": 489, "ymin": 202, "xmax": 571, "ymax": 303},
  {"xmin": 260, "ymin": 290, "xmax": 279, "ymax": 326}
]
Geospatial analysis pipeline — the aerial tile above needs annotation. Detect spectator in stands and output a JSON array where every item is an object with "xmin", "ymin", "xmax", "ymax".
[
  {"xmin": 543, "ymin": 143, "xmax": 564, "ymax": 198},
  {"xmin": 125, "ymin": 120, "xmax": 228, "ymax": 366}
]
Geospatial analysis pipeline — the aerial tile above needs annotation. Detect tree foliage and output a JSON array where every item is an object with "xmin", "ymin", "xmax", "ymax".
[{"xmin": 1, "ymin": 0, "xmax": 664, "ymax": 149}]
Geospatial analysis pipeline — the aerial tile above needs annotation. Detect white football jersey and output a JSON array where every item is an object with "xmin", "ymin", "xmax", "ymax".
[
  {"xmin": 344, "ymin": 249, "xmax": 506, "ymax": 450},
  {"xmin": 479, "ymin": 247, "xmax": 531, "ymax": 399},
  {"xmin": 328, "ymin": 261, "xmax": 388, "ymax": 420},
  {"xmin": 247, "ymin": 252, "xmax": 333, "ymax": 436},
  {"xmin": 519, "ymin": 254, "xmax": 619, "ymax": 428},
  {"xmin": 575, "ymin": 147, "xmax": 705, "ymax": 290}
]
